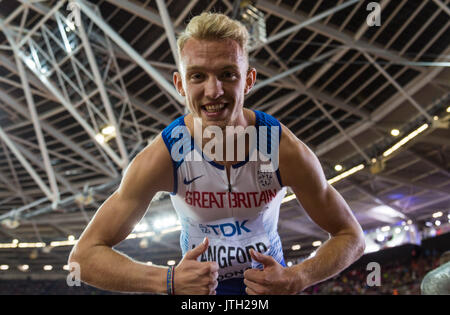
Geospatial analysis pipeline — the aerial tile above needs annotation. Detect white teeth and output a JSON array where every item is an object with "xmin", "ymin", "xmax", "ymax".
[{"xmin": 204, "ymin": 103, "xmax": 225, "ymax": 112}]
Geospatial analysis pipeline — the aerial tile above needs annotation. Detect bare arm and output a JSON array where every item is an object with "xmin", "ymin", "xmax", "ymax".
[
  {"xmin": 68, "ymin": 134, "xmax": 173, "ymax": 293},
  {"xmin": 278, "ymin": 125, "xmax": 365, "ymax": 292},
  {"xmin": 244, "ymin": 124, "xmax": 365, "ymax": 294}
]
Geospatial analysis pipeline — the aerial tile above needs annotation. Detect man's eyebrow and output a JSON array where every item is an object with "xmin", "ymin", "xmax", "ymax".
[
  {"xmin": 185, "ymin": 66, "xmax": 204, "ymax": 72},
  {"xmin": 185, "ymin": 65, "xmax": 240, "ymax": 72}
]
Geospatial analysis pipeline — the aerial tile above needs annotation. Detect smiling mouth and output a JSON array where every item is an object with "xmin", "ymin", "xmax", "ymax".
[{"xmin": 201, "ymin": 103, "xmax": 228, "ymax": 113}]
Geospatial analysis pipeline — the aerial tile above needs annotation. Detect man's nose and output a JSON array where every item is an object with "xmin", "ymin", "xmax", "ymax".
[{"xmin": 204, "ymin": 77, "xmax": 224, "ymax": 99}]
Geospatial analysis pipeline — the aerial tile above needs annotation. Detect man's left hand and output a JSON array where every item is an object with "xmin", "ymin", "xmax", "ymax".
[{"xmin": 243, "ymin": 249, "xmax": 299, "ymax": 295}]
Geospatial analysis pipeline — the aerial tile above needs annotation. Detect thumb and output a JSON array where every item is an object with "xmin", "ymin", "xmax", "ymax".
[
  {"xmin": 184, "ymin": 237, "xmax": 209, "ymax": 260},
  {"xmin": 250, "ymin": 249, "xmax": 277, "ymax": 268}
]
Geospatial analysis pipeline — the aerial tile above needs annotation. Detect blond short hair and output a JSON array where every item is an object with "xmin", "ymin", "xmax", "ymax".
[{"xmin": 177, "ymin": 12, "xmax": 249, "ymax": 61}]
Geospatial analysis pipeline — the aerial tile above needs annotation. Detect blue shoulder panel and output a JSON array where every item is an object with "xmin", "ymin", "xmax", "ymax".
[
  {"xmin": 253, "ymin": 110, "xmax": 283, "ymax": 187},
  {"xmin": 161, "ymin": 115, "xmax": 194, "ymax": 194}
]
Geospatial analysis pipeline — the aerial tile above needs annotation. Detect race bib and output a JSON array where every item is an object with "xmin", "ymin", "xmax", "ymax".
[{"xmin": 185, "ymin": 215, "xmax": 272, "ymax": 281}]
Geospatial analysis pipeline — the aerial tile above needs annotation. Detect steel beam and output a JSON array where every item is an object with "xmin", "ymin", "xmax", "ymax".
[
  {"xmin": 77, "ymin": 16, "xmax": 129, "ymax": 166},
  {"xmin": 0, "ymin": 126, "xmax": 54, "ymax": 201},
  {"xmin": 2, "ymin": 25, "xmax": 60, "ymax": 205},
  {"xmin": 76, "ymin": 0, "xmax": 184, "ymax": 104}
]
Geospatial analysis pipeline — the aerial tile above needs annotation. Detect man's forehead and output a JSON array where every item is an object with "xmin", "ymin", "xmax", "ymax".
[{"xmin": 180, "ymin": 38, "xmax": 246, "ymax": 68}]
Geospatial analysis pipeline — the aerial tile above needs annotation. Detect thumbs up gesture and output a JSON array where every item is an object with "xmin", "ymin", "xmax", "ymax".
[
  {"xmin": 174, "ymin": 237, "xmax": 219, "ymax": 295},
  {"xmin": 243, "ymin": 249, "xmax": 298, "ymax": 295}
]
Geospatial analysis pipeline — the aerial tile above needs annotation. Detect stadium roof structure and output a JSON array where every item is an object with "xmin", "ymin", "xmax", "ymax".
[{"xmin": 0, "ymin": 0, "xmax": 448, "ymax": 277}]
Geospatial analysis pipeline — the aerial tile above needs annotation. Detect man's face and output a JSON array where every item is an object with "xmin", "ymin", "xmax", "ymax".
[{"xmin": 174, "ymin": 38, "xmax": 256, "ymax": 130}]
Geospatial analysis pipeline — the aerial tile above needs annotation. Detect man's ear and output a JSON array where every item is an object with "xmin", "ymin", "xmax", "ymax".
[
  {"xmin": 244, "ymin": 67, "xmax": 257, "ymax": 95},
  {"xmin": 173, "ymin": 72, "xmax": 185, "ymax": 97}
]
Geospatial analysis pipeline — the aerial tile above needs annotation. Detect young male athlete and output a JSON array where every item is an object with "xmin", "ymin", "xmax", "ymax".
[{"xmin": 69, "ymin": 12, "xmax": 365, "ymax": 295}]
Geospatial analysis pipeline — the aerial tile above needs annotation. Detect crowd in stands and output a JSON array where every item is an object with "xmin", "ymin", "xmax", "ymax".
[
  {"xmin": 0, "ymin": 237, "xmax": 447, "ymax": 295},
  {"xmin": 302, "ymin": 248, "xmax": 441, "ymax": 295},
  {"xmin": 0, "ymin": 278, "xmax": 120, "ymax": 295}
]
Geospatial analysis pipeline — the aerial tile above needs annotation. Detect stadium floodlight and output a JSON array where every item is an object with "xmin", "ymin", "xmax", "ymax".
[
  {"xmin": 328, "ymin": 164, "xmax": 365, "ymax": 185},
  {"xmin": 238, "ymin": 2, "xmax": 267, "ymax": 49},
  {"xmin": 50, "ymin": 239, "xmax": 77, "ymax": 247},
  {"xmin": 432, "ymin": 211, "xmax": 443, "ymax": 218},
  {"xmin": 334, "ymin": 164, "xmax": 343, "ymax": 171},
  {"xmin": 18, "ymin": 242, "xmax": 46, "ymax": 248},
  {"xmin": 383, "ymin": 124, "xmax": 429, "ymax": 157},
  {"xmin": 291, "ymin": 244, "xmax": 301, "ymax": 251},
  {"xmin": 281, "ymin": 193, "xmax": 296, "ymax": 204}
]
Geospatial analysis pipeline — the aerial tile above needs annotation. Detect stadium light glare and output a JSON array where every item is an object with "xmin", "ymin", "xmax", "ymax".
[
  {"xmin": 101, "ymin": 125, "xmax": 115, "ymax": 136},
  {"xmin": 282, "ymin": 193, "xmax": 296, "ymax": 204},
  {"xmin": 18, "ymin": 242, "xmax": 46, "ymax": 248},
  {"xmin": 154, "ymin": 216, "xmax": 178, "ymax": 230},
  {"xmin": 134, "ymin": 221, "xmax": 148, "ymax": 232},
  {"xmin": 376, "ymin": 234, "xmax": 385, "ymax": 242},
  {"xmin": 291, "ymin": 244, "xmax": 301, "ymax": 251},
  {"xmin": 0, "ymin": 242, "xmax": 17, "ymax": 248},
  {"xmin": 328, "ymin": 164, "xmax": 365, "ymax": 185},
  {"xmin": 383, "ymin": 124, "xmax": 429, "ymax": 157},
  {"xmin": 432, "ymin": 211, "xmax": 443, "ymax": 218},
  {"xmin": 95, "ymin": 133, "xmax": 105, "ymax": 144}
]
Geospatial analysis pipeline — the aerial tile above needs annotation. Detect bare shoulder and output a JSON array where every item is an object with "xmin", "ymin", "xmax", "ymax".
[
  {"xmin": 118, "ymin": 133, "xmax": 173, "ymax": 197},
  {"xmin": 278, "ymin": 123, "xmax": 327, "ymax": 189}
]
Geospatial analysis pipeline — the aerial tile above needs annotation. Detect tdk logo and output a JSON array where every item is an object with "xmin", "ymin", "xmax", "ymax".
[{"xmin": 199, "ymin": 220, "xmax": 251, "ymax": 237}]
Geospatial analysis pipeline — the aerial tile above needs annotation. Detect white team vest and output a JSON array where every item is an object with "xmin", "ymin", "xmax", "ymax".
[{"xmin": 161, "ymin": 110, "xmax": 286, "ymax": 281}]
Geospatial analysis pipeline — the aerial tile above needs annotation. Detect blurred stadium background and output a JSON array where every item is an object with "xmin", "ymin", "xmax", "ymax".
[{"xmin": 0, "ymin": 0, "xmax": 449, "ymax": 294}]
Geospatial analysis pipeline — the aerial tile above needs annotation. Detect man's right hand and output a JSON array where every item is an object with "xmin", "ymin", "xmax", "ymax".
[{"xmin": 174, "ymin": 237, "xmax": 219, "ymax": 295}]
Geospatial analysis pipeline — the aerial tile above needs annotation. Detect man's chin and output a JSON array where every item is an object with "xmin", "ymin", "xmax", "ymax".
[{"xmin": 203, "ymin": 118, "xmax": 229, "ymax": 130}]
